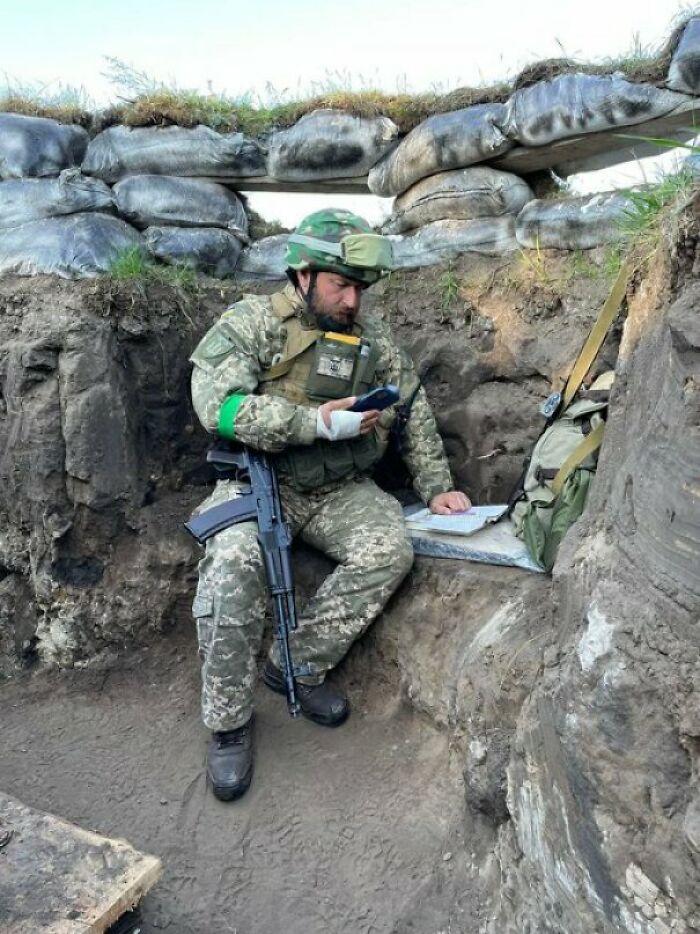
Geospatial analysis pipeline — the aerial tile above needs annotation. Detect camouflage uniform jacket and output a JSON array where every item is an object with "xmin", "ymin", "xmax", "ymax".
[{"xmin": 190, "ymin": 284, "xmax": 453, "ymax": 503}]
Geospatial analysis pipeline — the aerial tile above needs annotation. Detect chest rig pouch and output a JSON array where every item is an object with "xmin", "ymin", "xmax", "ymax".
[
  {"xmin": 259, "ymin": 293, "xmax": 384, "ymax": 491},
  {"xmin": 306, "ymin": 333, "xmax": 379, "ymax": 401}
]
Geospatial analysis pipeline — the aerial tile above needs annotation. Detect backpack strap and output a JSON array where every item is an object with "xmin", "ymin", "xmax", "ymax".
[
  {"xmin": 562, "ymin": 261, "xmax": 633, "ymax": 409},
  {"xmin": 551, "ymin": 421, "xmax": 605, "ymax": 497}
]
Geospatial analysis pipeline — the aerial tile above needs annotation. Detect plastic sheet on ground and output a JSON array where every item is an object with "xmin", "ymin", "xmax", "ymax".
[
  {"xmin": 368, "ymin": 105, "xmax": 512, "ymax": 197},
  {"xmin": 0, "ymin": 113, "xmax": 89, "ymax": 180},
  {"xmin": 145, "ymin": 226, "xmax": 243, "ymax": 277},
  {"xmin": 503, "ymin": 73, "xmax": 687, "ymax": 147},
  {"xmin": 515, "ymin": 191, "xmax": 632, "ymax": 250},
  {"xmin": 0, "ymin": 212, "xmax": 144, "ymax": 279},
  {"xmin": 384, "ymin": 166, "xmax": 534, "ymax": 234},
  {"xmin": 404, "ymin": 505, "xmax": 543, "ymax": 572},
  {"xmin": 268, "ymin": 109, "xmax": 398, "ymax": 180},
  {"xmin": 113, "ymin": 175, "xmax": 248, "ymax": 233},
  {"xmin": 82, "ymin": 124, "xmax": 266, "ymax": 183},
  {"xmin": 668, "ymin": 18, "xmax": 700, "ymax": 94},
  {"xmin": 0, "ymin": 169, "xmax": 113, "ymax": 229},
  {"xmin": 389, "ymin": 217, "xmax": 518, "ymax": 268},
  {"xmin": 236, "ymin": 234, "xmax": 288, "ymax": 280}
]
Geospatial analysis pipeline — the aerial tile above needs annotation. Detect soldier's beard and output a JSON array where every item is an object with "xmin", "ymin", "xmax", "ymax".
[
  {"xmin": 313, "ymin": 310, "xmax": 353, "ymax": 333},
  {"xmin": 308, "ymin": 296, "xmax": 355, "ymax": 334}
]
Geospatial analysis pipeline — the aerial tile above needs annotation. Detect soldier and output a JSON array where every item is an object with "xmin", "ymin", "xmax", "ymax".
[{"xmin": 189, "ymin": 208, "xmax": 470, "ymax": 801}]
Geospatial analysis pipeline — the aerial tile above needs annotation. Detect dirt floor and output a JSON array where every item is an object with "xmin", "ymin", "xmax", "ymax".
[{"xmin": 0, "ymin": 623, "xmax": 478, "ymax": 934}]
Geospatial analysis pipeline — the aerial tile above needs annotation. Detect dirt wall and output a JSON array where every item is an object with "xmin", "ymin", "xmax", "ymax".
[{"xmin": 4, "ymin": 233, "xmax": 697, "ymax": 931}]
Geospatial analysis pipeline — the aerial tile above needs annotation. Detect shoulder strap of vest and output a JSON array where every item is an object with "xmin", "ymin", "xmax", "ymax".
[
  {"xmin": 259, "ymin": 292, "xmax": 322, "ymax": 383},
  {"xmin": 269, "ymin": 290, "xmax": 298, "ymax": 321}
]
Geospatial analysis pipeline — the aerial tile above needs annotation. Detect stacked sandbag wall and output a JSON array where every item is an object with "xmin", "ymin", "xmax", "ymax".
[{"xmin": 2, "ymin": 15, "xmax": 700, "ymax": 279}]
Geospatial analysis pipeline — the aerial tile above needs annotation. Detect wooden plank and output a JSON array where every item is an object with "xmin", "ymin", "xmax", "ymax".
[
  {"xmin": 201, "ymin": 175, "xmax": 372, "ymax": 194},
  {"xmin": 0, "ymin": 793, "xmax": 162, "ymax": 933},
  {"xmin": 489, "ymin": 99, "xmax": 700, "ymax": 177}
]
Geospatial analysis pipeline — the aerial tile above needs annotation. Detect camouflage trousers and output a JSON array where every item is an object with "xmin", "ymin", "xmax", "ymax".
[{"xmin": 191, "ymin": 477, "xmax": 415, "ymax": 732}]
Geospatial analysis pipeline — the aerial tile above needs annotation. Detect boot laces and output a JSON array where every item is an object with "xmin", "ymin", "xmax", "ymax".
[{"xmin": 216, "ymin": 726, "xmax": 248, "ymax": 747}]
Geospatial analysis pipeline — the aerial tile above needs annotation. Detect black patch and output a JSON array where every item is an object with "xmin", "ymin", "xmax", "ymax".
[
  {"xmin": 679, "ymin": 55, "xmax": 700, "ymax": 91},
  {"xmin": 529, "ymin": 113, "xmax": 554, "ymax": 137},
  {"xmin": 52, "ymin": 556, "xmax": 105, "ymax": 587},
  {"xmin": 280, "ymin": 142, "xmax": 365, "ymax": 172},
  {"xmin": 561, "ymin": 742, "xmax": 619, "ymax": 918},
  {"xmin": 617, "ymin": 96, "xmax": 653, "ymax": 121},
  {"xmin": 593, "ymin": 683, "xmax": 633, "ymax": 753},
  {"xmin": 599, "ymin": 98, "xmax": 616, "ymax": 126}
]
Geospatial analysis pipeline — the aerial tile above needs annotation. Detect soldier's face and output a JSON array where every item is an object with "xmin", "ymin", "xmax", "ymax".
[{"xmin": 298, "ymin": 270, "xmax": 364, "ymax": 332}]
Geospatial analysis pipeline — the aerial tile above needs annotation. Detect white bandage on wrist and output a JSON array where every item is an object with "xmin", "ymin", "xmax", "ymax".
[{"xmin": 316, "ymin": 408, "xmax": 363, "ymax": 441}]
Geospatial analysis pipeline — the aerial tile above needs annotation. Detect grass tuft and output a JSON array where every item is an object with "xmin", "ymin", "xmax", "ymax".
[
  {"xmin": 618, "ymin": 169, "xmax": 697, "ymax": 258},
  {"xmin": 108, "ymin": 245, "xmax": 152, "ymax": 280},
  {"xmin": 0, "ymin": 79, "xmax": 94, "ymax": 128},
  {"xmin": 107, "ymin": 246, "xmax": 199, "ymax": 293},
  {"xmin": 6, "ymin": 10, "xmax": 700, "ymax": 137}
]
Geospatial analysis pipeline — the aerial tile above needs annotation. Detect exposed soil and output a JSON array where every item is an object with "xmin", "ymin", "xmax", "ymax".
[{"xmin": 0, "ymin": 622, "xmax": 479, "ymax": 934}]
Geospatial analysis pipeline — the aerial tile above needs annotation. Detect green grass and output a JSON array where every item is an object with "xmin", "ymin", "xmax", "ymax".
[
  {"xmin": 108, "ymin": 245, "xmax": 152, "ymax": 280},
  {"xmin": 0, "ymin": 78, "xmax": 94, "ymax": 128},
  {"xmin": 439, "ymin": 265, "xmax": 461, "ymax": 308},
  {"xmin": 618, "ymin": 169, "xmax": 697, "ymax": 257},
  {"xmin": 107, "ymin": 246, "xmax": 199, "ymax": 293},
  {"xmin": 601, "ymin": 244, "xmax": 624, "ymax": 277},
  {"xmin": 6, "ymin": 10, "xmax": 698, "ymax": 137}
]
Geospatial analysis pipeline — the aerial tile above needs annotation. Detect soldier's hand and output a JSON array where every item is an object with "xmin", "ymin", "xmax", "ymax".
[
  {"xmin": 429, "ymin": 491, "xmax": 472, "ymax": 515},
  {"xmin": 318, "ymin": 397, "xmax": 380, "ymax": 438}
]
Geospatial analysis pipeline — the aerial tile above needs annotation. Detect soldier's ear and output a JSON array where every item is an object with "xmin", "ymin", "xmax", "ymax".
[{"xmin": 296, "ymin": 269, "xmax": 311, "ymax": 294}]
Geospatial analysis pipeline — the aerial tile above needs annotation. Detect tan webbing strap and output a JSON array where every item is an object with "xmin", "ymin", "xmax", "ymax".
[
  {"xmin": 551, "ymin": 421, "xmax": 605, "ymax": 496},
  {"xmin": 270, "ymin": 290, "xmax": 298, "ymax": 321},
  {"xmin": 562, "ymin": 261, "xmax": 633, "ymax": 409},
  {"xmin": 259, "ymin": 293, "xmax": 321, "ymax": 382}
]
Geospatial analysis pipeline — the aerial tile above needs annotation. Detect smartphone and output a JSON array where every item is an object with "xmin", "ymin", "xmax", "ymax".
[{"xmin": 350, "ymin": 384, "xmax": 400, "ymax": 413}]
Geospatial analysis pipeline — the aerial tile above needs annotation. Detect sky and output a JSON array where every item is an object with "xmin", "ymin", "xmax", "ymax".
[{"xmin": 2, "ymin": 0, "xmax": 696, "ymax": 224}]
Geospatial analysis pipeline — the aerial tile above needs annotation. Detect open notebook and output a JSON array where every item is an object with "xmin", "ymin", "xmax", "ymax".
[{"xmin": 403, "ymin": 505, "xmax": 543, "ymax": 573}]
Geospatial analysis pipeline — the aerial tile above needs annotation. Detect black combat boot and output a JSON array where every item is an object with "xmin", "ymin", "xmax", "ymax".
[
  {"xmin": 206, "ymin": 720, "xmax": 253, "ymax": 801},
  {"xmin": 262, "ymin": 661, "xmax": 349, "ymax": 727}
]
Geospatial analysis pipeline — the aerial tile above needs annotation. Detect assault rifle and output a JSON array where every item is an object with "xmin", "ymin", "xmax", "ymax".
[{"xmin": 184, "ymin": 445, "xmax": 301, "ymax": 718}]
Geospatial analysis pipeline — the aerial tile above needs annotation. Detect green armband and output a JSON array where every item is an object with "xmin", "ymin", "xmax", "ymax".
[{"xmin": 217, "ymin": 394, "xmax": 247, "ymax": 440}]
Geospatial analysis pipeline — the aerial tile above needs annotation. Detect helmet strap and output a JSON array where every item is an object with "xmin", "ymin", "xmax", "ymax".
[{"xmin": 300, "ymin": 269, "xmax": 318, "ymax": 317}]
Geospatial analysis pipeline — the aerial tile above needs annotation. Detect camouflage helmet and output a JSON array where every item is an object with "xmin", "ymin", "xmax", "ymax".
[{"xmin": 285, "ymin": 208, "xmax": 392, "ymax": 286}]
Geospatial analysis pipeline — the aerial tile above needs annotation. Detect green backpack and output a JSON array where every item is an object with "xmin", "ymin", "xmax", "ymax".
[
  {"xmin": 511, "ymin": 377, "xmax": 612, "ymax": 572},
  {"xmin": 510, "ymin": 261, "xmax": 632, "ymax": 572}
]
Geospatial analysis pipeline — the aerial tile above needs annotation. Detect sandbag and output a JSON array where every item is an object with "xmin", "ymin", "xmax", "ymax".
[
  {"xmin": 389, "ymin": 217, "xmax": 518, "ymax": 268},
  {"xmin": 0, "ymin": 113, "xmax": 88, "ymax": 180},
  {"xmin": 367, "ymin": 104, "xmax": 512, "ymax": 197},
  {"xmin": 384, "ymin": 166, "xmax": 534, "ymax": 234},
  {"xmin": 503, "ymin": 73, "xmax": 687, "ymax": 147},
  {"xmin": 516, "ymin": 192, "xmax": 632, "ymax": 250},
  {"xmin": 685, "ymin": 152, "xmax": 700, "ymax": 174},
  {"xmin": 0, "ymin": 212, "xmax": 144, "ymax": 279},
  {"xmin": 82, "ymin": 124, "xmax": 266, "ymax": 183},
  {"xmin": 145, "ymin": 226, "xmax": 243, "ymax": 277},
  {"xmin": 668, "ymin": 17, "xmax": 700, "ymax": 94},
  {"xmin": 0, "ymin": 169, "xmax": 113, "ymax": 229},
  {"xmin": 236, "ymin": 234, "xmax": 288, "ymax": 279},
  {"xmin": 267, "ymin": 109, "xmax": 398, "ymax": 180},
  {"xmin": 112, "ymin": 175, "xmax": 248, "ymax": 233}
]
